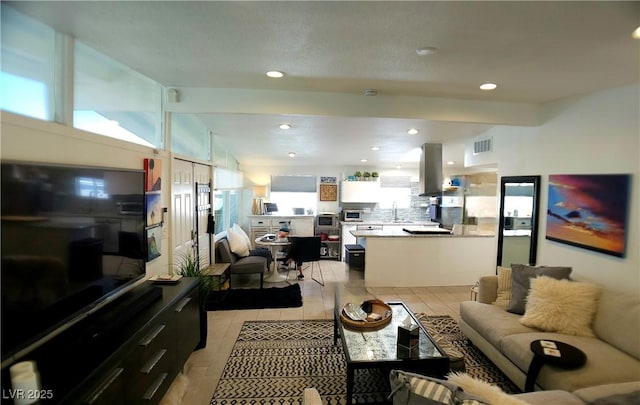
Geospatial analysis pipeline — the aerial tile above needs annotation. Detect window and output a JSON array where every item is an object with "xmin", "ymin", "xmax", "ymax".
[
  {"xmin": 269, "ymin": 175, "xmax": 318, "ymax": 215},
  {"xmin": 171, "ymin": 113, "xmax": 210, "ymax": 161},
  {"xmin": 214, "ymin": 190, "xmax": 239, "ymax": 234},
  {"xmin": 1, "ymin": 4, "xmax": 55, "ymax": 120},
  {"xmin": 73, "ymin": 42, "xmax": 162, "ymax": 148}
]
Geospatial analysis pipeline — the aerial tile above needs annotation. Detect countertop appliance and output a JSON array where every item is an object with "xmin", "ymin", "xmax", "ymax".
[
  {"xmin": 316, "ymin": 213, "xmax": 338, "ymax": 228},
  {"xmin": 342, "ymin": 210, "xmax": 364, "ymax": 222}
]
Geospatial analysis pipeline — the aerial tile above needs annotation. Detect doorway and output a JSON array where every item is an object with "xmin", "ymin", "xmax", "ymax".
[{"xmin": 171, "ymin": 158, "xmax": 213, "ymax": 271}]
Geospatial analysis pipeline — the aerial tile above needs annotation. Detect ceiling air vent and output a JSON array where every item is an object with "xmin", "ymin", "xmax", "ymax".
[{"xmin": 473, "ymin": 137, "xmax": 493, "ymax": 155}]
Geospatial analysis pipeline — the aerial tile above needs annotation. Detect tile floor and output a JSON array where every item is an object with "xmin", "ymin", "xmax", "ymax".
[{"xmin": 166, "ymin": 260, "xmax": 473, "ymax": 405}]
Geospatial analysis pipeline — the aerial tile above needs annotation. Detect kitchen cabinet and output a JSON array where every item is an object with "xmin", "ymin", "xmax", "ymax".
[
  {"xmin": 248, "ymin": 215, "xmax": 314, "ymax": 247},
  {"xmin": 340, "ymin": 181, "xmax": 380, "ymax": 203}
]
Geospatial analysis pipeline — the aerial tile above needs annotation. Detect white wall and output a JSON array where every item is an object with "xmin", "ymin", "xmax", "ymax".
[{"xmin": 487, "ymin": 85, "xmax": 639, "ymax": 294}]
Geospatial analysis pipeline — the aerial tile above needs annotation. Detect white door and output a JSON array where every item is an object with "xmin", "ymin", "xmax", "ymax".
[
  {"xmin": 172, "ymin": 159, "xmax": 195, "ymax": 268},
  {"xmin": 194, "ymin": 163, "xmax": 212, "ymax": 269},
  {"xmin": 171, "ymin": 159, "xmax": 213, "ymax": 271}
]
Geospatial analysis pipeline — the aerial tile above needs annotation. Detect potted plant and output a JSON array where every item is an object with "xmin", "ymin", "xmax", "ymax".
[
  {"xmin": 176, "ymin": 248, "xmax": 215, "ymax": 349},
  {"xmin": 371, "ymin": 171, "xmax": 379, "ymax": 181},
  {"xmin": 363, "ymin": 171, "xmax": 371, "ymax": 181},
  {"xmin": 354, "ymin": 171, "xmax": 362, "ymax": 181}
]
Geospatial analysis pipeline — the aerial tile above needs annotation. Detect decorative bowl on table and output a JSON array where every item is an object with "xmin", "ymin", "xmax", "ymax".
[{"xmin": 340, "ymin": 299, "xmax": 392, "ymax": 331}]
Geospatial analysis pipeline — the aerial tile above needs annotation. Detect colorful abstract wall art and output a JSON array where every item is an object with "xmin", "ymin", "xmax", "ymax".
[{"xmin": 546, "ymin": 174, "xmax": 631, "ymax": 257}]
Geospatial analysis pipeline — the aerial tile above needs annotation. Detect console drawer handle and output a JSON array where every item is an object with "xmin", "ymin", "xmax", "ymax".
[
  {"xmin": 175, "ymin": 297, "xmax": 192, "ymax": 312},
  {"xmin": 86, "ymin": 367, "xmax": 123, "ymax": 404},
  {"xmin": 139, "ymin": 324, "xmax": 166, "ymax": 346},
  {"xmin": 140, "ymin": 349, "xmax": 166, "ymax": 374},
  {"xmin": 142, "ymin": 372, "xmax": 168, "ymax": 400}
]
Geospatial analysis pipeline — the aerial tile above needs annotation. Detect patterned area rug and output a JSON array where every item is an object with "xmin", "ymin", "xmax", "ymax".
[{"xmin": 209, "ymin": 316, "xmax": 519, "ymax": 405}]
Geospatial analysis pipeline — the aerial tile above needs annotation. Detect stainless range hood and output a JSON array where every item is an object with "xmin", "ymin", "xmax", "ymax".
[{"xmin": 419, "ymin": 143, "xmax": 443, "ymax": 196}]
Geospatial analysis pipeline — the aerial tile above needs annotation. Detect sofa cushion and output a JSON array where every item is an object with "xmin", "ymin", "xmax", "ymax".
[
  {"xmin": 500, "ymin": 332, "xmax": 640, "ymax": 392},
  {"xmin": 229, "ymin": 255, "xmax": 266, "ymax": 274},
  {"xmin": 512, "ymin": 390, "xmax": 584, "ymax": 405},
  {"xmin": 460, "ymin": 302, "xmax": 536, "ymax": 348},
  {"xmin": 520, "ymin": 277, "xmax": 600, "ymax": 337},
  {"xmin": 507, "ymin": 264, "xmax": 572, "ymax": 315},
  {"xmin": 492, "ymin": 266, "xmax": 512, "ymax": 309},
  {"xmin": 217, "ymin": 238, "xmax": 237, "ymax": 264},
  {"xmin": 227, "ymin": 224, "xmax": 251, "ymax": 257},
  {"xmin": 573, "ymin": 381, "xmax": 640, "ymax": 404},
  {"xmin": 592, "ymin": 289, "xmax": 640, "ymax": 360}
]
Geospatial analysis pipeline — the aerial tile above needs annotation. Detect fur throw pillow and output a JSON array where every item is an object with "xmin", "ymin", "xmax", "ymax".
[
  {"xmin": 446, "ymin": 372, "xmax": 529, "ymax": 405},
  {"xmin": 520, "ymin": 276, "xmax": 601, "ymax": 337}
]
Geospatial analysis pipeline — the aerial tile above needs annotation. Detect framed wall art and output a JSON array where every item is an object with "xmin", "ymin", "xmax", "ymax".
[
  {"xmin": 144, "ymin": 158, "xmax": 162, "ymax": 192},
  {"xmin": 546, "ymin": 174, "xmax": 631, "ymax": 257},
  {"xmin": 319, "ymin": 183, "xmax": 337, "ymax": 201}
]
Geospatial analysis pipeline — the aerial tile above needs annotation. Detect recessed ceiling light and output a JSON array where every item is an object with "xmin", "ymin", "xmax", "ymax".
[
  {"xmin": 480, "ymin": 83, "xmax": 498, "ymax": 91},
  {"xmin": 371, "ymin": 146, "xmax": 380, "ymax": 151},
  {"xmin": 360, "ymin": 159, "xmax": 368, "ymax": 163},
  {"xmin": 266, "ymin": 70, "xmax": 285, "ymax": 78},
  {"xmin": 416, "ymin": 47, "xmax": 438, "ymax": 56},
  {"xmin": 288, "ymin": 152, "xmax": 296, "ymax": 158},
  {"xmin": 279, "ymin": 123, "xmax": 291, "ymax": 130},
  {"xmin": 633, "ymin": 27, "xmax": 640, "ymax": 39},
  {"xmin": 447, "ymin": 161, "xmax": 455, "ymax": 165},
  {"xmin": 407, "ymin": 128, "xmax": 419, "ymax": 135}
]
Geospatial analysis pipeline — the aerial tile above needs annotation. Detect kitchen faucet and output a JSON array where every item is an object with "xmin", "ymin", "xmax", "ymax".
[{"xmin": 392, "ymin": 201, "xmax": 398, "ymax": 222}]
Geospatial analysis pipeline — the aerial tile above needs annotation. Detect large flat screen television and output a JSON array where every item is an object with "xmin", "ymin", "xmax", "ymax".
[{"xmin": 1, "ymin": 161, "xmax": 146, "ymax": 360}]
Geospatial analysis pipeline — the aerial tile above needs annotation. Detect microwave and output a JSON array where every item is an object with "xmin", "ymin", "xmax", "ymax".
[
  {"xmin": 342, "ymin": 210, "xmax": 363, "ymax": 222},
  {"xmin": 316, "ymin": 214, "xmax": 338, "ymax": 228}
]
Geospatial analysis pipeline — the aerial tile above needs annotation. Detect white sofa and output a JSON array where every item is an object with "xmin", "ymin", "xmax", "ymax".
[{"xmin": 458, "ymin": 275, "xmax": 640, "ymax": 400}]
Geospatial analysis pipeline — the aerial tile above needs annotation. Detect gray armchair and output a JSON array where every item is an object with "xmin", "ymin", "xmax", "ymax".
[{"xmin": 215, "ymin": 236, "xmax": 266, "ymax": 288}]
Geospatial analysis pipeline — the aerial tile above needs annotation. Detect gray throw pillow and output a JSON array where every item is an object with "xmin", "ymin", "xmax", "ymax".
[{"xmin": 506, "ymin": 264, "xmax": 572, "ymax": 315}]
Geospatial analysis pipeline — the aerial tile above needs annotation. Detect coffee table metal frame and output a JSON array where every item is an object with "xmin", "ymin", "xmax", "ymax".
[{"xmin": 333, "ymin": 300, "xmax": 450, "ymax": 404}]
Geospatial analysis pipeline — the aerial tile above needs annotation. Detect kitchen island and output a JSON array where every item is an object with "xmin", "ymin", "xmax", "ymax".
[{"xmin": 350, "ymin": 226, "xmax": 495, "ymax": 287}]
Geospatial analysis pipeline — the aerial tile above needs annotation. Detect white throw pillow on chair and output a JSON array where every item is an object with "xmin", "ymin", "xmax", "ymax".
[{"xmin": 227, "ymin": 224, "xmax": 250, "ymax": 257}]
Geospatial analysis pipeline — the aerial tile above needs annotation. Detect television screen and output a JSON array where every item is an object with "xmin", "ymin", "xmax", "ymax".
[{"xmin": 1, "ymin": 161, "xmax": 146, "ymax": 358}]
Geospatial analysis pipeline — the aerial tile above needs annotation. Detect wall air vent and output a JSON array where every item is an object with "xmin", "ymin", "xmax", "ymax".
[{"xmin": 473, "ymin": 138, "xmax": 493, "ymax": 155}]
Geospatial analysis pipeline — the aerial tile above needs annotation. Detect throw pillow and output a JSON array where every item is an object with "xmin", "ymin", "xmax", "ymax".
[
  {"xmin": 520, "ymin": 276, "xmax": 601, "ymax": 337},
  {"xmin": 507, "ymin": 264, "xmax": 572, "ymax": 315},
  {"xmin": 446, "ymin": 372, "xmax": 529, "ymax": 405},
  {"xmin": 389, "ymin": 370, "xmax": 490, "ymax": 405},
  {"xmin": 227, "ymin": 225, "xmax": 250, "ymax": 257},
  {"xmin": 492, "ymin": 266, "xmax": 512, "ymax": 309},
  {"xmin": 232, "ymin": 223, "xmax": 252, "ymax": 249}
]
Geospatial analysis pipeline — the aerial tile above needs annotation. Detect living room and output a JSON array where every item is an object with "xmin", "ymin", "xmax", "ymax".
[{"xmin": 1, "ymin": 2, "xmax": 638, "ymax": 405}]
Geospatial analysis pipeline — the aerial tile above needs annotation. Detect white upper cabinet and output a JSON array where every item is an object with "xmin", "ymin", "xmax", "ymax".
[{"xmin": 341, "ymin": 181, "xmax": 380, "ymax": 203}]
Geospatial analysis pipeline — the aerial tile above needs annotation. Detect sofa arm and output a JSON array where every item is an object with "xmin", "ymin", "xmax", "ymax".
[
  {"xmin": 477, "ymin": 276, "xmax": 498, "ymax": 304},
  {"xmin": 303, "ymin": 388, "xmax": 322, "ymax": 405}
]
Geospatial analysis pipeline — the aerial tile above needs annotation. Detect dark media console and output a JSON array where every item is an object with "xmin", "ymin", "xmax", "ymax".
[{"xmin": 1, "ymin": 278, "xmax": 200, "ymax": 405}]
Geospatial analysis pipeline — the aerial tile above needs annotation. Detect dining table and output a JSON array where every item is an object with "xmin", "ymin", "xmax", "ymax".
[{"xmin": 254, "ymin": 236, "xmax": 291, "ymax": 283}]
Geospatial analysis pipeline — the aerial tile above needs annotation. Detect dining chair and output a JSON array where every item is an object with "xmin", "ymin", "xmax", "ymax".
[{"xmin": 287, "ymin": 236, "xmax": 324, "ymax": 286}]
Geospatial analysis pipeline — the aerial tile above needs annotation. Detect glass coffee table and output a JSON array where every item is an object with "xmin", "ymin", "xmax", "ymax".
[{"xmin": 333, "ymin": 288, "xmax": 450, "ymax": 404}]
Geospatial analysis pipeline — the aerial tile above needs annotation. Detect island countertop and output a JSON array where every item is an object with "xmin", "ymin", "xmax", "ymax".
[
  {"xmin": 350, "ymin": 226, "xmax": 494, "ymax": 238},
  {"xmin": 350, "ymin": 225, "xmax": 496, "ymax": 287}
]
